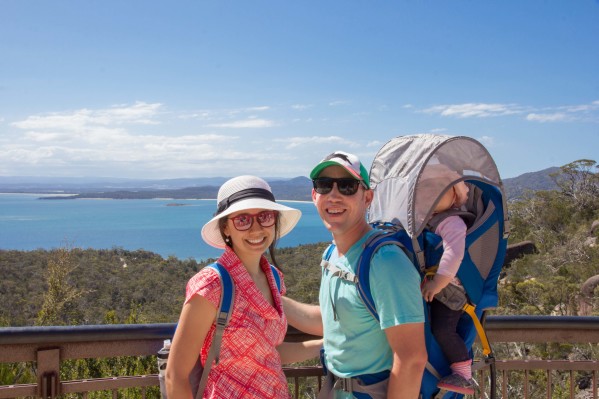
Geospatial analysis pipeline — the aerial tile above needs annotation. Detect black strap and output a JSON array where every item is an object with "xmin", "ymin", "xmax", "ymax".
[{"xmin": 215, "ymin": 188, "xmax": 275, "ymax": 215}]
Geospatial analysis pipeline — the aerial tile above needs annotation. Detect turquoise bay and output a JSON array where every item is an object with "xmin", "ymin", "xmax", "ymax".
[{"xmin": 0, "ymin": 194, "xmax": 331, "ymax": 261}]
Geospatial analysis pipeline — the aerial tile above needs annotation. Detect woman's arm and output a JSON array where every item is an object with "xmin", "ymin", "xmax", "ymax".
[
  {"xmin": 165, "ymin": 295, "xmax": 216, "ymax": 398},
  {"xmin": 281, "ymin": 296, "xmax": 323, "ymax": 336},
  {"xmin": 277, "ymin": 339, "xmax": 323, "ymax": 364}
]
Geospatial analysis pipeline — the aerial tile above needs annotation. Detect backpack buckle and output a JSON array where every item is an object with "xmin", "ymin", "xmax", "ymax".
[
  {"xmin": 216, "ymin": 311, "xmax": 228, "ymax": 327},
  {"xmin": 333, "ymin": 376, "xmax": 354, "ymax": 393}
]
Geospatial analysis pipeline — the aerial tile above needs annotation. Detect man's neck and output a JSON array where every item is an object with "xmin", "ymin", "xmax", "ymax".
[{"xmin": 332, "ymin": 222, "xmax": 372, "ymax": 255}]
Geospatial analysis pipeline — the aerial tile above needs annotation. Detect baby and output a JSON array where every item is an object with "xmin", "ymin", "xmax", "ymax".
[{"xmin": 418, "ymin": 163, "xmax": 475, "ymax": 396}]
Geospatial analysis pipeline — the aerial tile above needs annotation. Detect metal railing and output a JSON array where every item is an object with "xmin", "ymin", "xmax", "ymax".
[{"xmin": 0, "ymin": 316, "xmax": 598, "ymax": 398}]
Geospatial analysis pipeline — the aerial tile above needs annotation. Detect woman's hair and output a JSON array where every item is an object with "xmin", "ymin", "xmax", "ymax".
[{"xmin": 218, "ymin": 214, "xmax": 282, "ymax": 269}]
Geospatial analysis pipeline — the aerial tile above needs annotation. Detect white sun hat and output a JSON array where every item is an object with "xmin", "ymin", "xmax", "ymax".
[{"xmin": 201, "ymin": 175, "xmax": 302, "ymax": 249}]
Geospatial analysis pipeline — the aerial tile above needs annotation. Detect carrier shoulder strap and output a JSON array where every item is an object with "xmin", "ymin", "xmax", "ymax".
[
  {"xmin": 356, "ymin": 231, "xmax": 408, "ymax": 322},
  {"xmin": 320, "ymin": 231, "xmax": 408, "ymax": 322},
  {"xmin": 427, "ymin": 208, "xmax": 477, "ymax": 232},
  {"xmin": 320, "ymin": 244, "xmax": 359, "ymax": 283},
  {"xmin": 196, "ymin": 263, "xmax": 282, "ymax": 398}
]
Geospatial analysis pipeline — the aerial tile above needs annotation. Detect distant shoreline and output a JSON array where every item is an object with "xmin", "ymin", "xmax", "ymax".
[
  {"xmin": 0, "ymin": 192, "xmax": 75, "ymax": 197},
  {"xmin": 0, "ymin": 192, "xmax": 313, "ymax": 204}
]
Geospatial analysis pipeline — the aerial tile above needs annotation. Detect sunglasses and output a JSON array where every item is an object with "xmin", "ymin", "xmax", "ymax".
[
  {"xmin": 312, "ymin": 177, "xmax": 365, "ymax": 196},
  {"xmin": 228, "ymin": 210, "xmax": 278, "ymax": 231}
]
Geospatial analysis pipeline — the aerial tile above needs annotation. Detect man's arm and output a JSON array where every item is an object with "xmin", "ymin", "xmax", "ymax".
[
  {"xmin": 385, "ymin": 322, "xmax": 427, "ymax": 398},
  {"xmin": 277, "ymin": 339, "xmax": 323, "ymax": 364},
  {"xmin": 281, "ymin": 296, "xmax": 324, "ymax": 336}
]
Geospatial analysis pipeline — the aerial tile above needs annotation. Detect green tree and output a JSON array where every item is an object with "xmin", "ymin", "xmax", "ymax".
[
  {"xmin": 551, "ymin": 159, "xmax": 599, "ymax": 218},
  {"xmin": 36, "ymin": 248, "xmax": 87, "ymax": 326}
]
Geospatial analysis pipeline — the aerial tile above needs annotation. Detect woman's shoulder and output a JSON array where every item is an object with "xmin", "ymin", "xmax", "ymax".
[
  {"xmin": 190, "ymin": 264, "xmax": 221, "ymax": 283},
  {"xmin": 185, "ymin": 265, "xmax": 223, "ymax": 304}
]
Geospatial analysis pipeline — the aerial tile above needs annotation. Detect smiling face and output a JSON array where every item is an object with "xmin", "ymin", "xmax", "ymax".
[
  {"xmin": 223, "ymin": 208, "xmax": 277, "ymax": 262},
  {"xmin": 312, "ymin": 165, "xmax": 373, "ymax": 249}
]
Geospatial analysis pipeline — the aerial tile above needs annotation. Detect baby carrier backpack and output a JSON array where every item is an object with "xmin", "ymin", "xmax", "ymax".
[
  {"xmin": 364, "ymin": 134, "xmax": 509, "ymax": 399},
  {"xmin": 157, "ymin": 262, "xmax": 282, "ymax": 399}
]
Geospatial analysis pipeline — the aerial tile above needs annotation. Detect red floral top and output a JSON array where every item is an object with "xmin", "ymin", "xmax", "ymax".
[{"xmin": 185, "ymin": 247, "xmax": 290, "ymax": 399}]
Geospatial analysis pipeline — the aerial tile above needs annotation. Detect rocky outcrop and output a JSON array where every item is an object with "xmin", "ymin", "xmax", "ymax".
[
  {"xmin": 590, "ymin": 220, "xmax": 599, "ymax": 236},
  {"xmin": 579, "ymin": 274, "xmax": 599, "ymax": 316},
  {"xmin": 503, "ymin": 240, "xmax": 537, "ymax": 267}
]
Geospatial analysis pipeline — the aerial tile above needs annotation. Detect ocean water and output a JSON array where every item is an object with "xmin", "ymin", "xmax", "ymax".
[{"xmin": 0, "ymin": 193, "xmax": 331, "ymax": 261}]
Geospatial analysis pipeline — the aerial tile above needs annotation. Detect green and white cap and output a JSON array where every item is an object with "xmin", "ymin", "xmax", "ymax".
[{"xmin": 309, "ymin": 151, "xmax": 370, "ymax": 189}]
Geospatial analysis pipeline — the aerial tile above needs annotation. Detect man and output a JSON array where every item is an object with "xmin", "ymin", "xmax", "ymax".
[{"xmin": 283, "ymin": 151, "xmax": 427, "ymax": 398}]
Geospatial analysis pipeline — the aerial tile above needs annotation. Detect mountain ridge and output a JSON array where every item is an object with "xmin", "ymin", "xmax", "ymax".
[{"xmin": 0, "ymin": 167, "xmax": 562, "ymax": 201}]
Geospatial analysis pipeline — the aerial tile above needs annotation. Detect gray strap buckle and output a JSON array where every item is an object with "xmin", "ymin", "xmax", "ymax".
[{"xmin": 333, "ymin": 376, "xmax": 354, "ymax": 393}]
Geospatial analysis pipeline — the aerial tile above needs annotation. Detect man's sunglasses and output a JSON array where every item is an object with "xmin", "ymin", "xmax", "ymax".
[
  {"xmin": 312, "ymin": 177, "xmax": 365, "ymax": 196},
  {"xmin": 228, "ymin": 210, "xmax": 278, "ymax": 231}
]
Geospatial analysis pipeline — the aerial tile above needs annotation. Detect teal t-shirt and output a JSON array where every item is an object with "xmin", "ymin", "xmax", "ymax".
[{"xmin": 319, "ymin": 229, "xmax": 424, "ymax": 379}]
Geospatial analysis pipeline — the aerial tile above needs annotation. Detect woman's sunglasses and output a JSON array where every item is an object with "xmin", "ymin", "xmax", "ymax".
[
  {"xmin": 312, "ymin": 177, "xmax": 365, "ymax": 196},
  {"xmin": 228, "ymin": 210, "xmax": 278, "ymax": 231}
]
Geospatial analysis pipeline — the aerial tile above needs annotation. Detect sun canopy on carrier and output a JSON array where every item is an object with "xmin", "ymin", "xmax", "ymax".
[{"xmin": 368, "ymin": 134, "xmax": 504, "ymax": 237}]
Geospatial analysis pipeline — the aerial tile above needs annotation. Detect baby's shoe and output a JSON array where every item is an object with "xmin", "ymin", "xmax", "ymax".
[{"xmin": 437, "ymin": 373, "xmax": 475, "ymax": 395}]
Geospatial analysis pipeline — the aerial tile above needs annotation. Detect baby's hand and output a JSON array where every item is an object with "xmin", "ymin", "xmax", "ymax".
[{"xmin": 421, "ymin": 275, "xmax": 452, "ymax": 302}]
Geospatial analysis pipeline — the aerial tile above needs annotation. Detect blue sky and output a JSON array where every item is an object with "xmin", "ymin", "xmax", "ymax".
[{"xmin": 1, "ymin": 1, "xmax": 598, "ymax": 180}]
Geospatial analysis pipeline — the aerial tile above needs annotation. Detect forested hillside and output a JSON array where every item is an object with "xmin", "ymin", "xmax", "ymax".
[
  {"xmin": 0, "ymin": 243, "xmax": 328, "ymax": 327},
  {"xmin": 498, "ymin": 160, "xmax": 599, "ymax": 317}
]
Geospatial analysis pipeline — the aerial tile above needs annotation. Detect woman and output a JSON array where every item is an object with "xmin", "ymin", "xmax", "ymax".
[{"xmin": 166, "ymin": 175, "xmax": 321, "ymax": 399}]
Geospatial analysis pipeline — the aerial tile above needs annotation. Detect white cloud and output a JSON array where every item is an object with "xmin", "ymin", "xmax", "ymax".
[
  {"xmin": 558, "ymin": 100, "xmax": 599, "ymax": 113},
  {"xmin": 367, "ymin": 140, "xmax": 383, "ymax": 147},
  {"xmin": 291, "ymin": 104, "xmax": 312, "ymax": 110},
  {"xmin": 476, "ymin": 136, "xmax": 495, "ymax": 147},
  {"xmin": 2, "ymin": 102, "xmax": 263, "ymax": 177},
  {"xmin": 12, "ymin": 102, "xmax": 162, "ymax": 131},
  {"xmin": 523, "ymin": 100, "xmax": 599, "ymax": 123},
  {"xmin": 329, "ymin": 100, "xmax": 349, "ymax": 107},
  {"xmin": 275, "ymin": 135, "xmax": 358, "ymax": 149},
  {"xmin": 207, "ymin": 118, "xmax": 276, "ymax": 128},
  {"xmin": 420, "ymin": 100, "xmax": 599, "ymax": 123},
  {"xmin": 13, "ymin": 110, "xmax": 93, "ymax": 130},
  {"xmin": 98, "ymin": 102, "xmax": 162, "ymax": 123},
  {"xmin": 0, "ymin": 102, "xmax": 377, "ymax": 178},
  {"xmin": 24, "ymin": 131, "xmax": 73, "ymax": 142},
  {"xmin": 526, "ymin": 113, "xmax": 568, "ymax": 122},
  {"xmin": 179, "ymin": 105, "xmax": 271, "ymax": 121},
  {"xmin": 423, "ymin": 103, "xmax": 523, "ymax": 118},
  {"xmin": 178, "ymin": 111, "xmax": 215, "ymax": 120}
]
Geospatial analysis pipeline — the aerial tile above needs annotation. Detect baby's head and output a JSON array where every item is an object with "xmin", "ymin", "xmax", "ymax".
[{"xmin": 418, "ymin": 163, "xmax": 469, "ymax": 214}]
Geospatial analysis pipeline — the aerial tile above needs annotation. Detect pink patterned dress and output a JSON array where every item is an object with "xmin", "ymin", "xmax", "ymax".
[{"xmin": 185, "ymin": 247, "xmax": 290, "ymax": 399}]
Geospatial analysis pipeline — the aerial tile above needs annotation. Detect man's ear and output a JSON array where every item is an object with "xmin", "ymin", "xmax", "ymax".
[
  {"xmin": 363, "ymin": 188, "xmax": 374, "ymax": 207},
  {"xmin": 311, "ymin": 188, "xmax": 318, "ymax": 202}
]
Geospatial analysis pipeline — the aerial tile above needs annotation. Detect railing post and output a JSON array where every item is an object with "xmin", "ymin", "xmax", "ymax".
[{"xmin": 37, "ymin": 348, "xmax": 60, "ymax": 398}]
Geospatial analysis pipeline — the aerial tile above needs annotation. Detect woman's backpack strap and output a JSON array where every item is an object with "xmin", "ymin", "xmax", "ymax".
[
  {"xmin": 270, "ymin": 264, "xmax": 282, "ymax": 293},
  {"xmin": 195, "ymin": 262, "xmax": 235, "ymax": 399}
]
